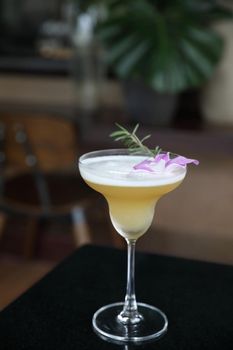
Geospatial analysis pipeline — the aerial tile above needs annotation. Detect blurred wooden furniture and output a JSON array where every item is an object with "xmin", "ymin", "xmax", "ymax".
[{"xmin": 0, "ymin": 112, "xmax": 98, "ymax": 258}]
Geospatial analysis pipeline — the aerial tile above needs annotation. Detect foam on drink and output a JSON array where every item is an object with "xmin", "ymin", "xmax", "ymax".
[{"xmin": 79, "ymin": 155, "xmax": 186, "ymax": 187}]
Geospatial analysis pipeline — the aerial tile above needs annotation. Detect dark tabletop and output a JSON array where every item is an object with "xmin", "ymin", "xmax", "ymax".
[{"xmin": 0, "ymin": 244, "xmax": 232, "ymax": 350}]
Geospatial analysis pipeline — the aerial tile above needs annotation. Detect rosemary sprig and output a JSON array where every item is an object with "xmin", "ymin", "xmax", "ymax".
[{"xmin": 110, "ymin": 123, "xmax": 162, "ymax": 157}]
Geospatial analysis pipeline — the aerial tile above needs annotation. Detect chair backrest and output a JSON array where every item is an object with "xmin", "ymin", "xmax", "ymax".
[{"xmin": 0, "ymin": 112, "xmax": 78, "ymax": 174}]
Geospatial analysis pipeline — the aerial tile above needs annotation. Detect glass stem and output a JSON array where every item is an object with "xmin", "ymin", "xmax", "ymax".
[{"xmin": 117, "ymin": 239, "xmax": 142, "ymax": 325}]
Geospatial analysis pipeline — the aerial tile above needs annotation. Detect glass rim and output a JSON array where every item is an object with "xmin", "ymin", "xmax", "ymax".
[
  {"xmin": 78, "ymin": 148, "xmax": 186, "ymax": 191},
  {"xmin": 79, "ymin": 148, "xmax": 143, "ymax": 164},
  {"xmin": 79, "ymin": 148, "xmax": 181, "ymax": 164}
]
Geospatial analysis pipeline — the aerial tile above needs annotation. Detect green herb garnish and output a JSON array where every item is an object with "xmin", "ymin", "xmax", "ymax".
[{"xmin": 110, "ymin": 123, "xmax": 162, "ymax": 157}]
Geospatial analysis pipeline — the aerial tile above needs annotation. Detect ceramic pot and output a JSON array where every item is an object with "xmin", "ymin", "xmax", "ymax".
[{"xmin": 122, "ymin": 80, "xmax": 177, "ymax": 127}]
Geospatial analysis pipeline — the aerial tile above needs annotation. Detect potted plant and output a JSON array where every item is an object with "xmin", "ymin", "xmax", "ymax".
[{"xmin": 93, "ymin": 0, "xmax": 232, "ymax": 125}]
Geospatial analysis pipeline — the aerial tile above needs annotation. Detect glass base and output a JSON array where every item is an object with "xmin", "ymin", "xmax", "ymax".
[{"xmin": 92, "ymin": 302, "xmax": 168, "ymax": 344}]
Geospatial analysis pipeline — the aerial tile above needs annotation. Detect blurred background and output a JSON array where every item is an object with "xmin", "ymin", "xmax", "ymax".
[{"xmin": 0, "ymin": 0, "xmax": 232, "ymax": 308}]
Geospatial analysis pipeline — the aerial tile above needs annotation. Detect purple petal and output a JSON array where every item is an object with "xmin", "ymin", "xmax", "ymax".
[
  {"xmin": 166, "ymin": 156, "xmax": 199, "ymax": 167},
  {"xmin": 154, "ymin": 152, "xmax": 170, "ymax": 163},
  {"xmin": 133, "ymin": 159, "xmax": 154, "ymax": 172},
  {"xmin": 133, "ymin": 153, "xmax": 199, "ymax": 174}
]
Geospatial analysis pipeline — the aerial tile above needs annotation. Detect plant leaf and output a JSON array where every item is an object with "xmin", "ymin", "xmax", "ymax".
[{"xmin": 96, "ymin": 0, "xmax": 232, "ymax": 93}]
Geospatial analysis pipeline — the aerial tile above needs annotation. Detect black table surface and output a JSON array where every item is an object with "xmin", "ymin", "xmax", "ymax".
[{"xmin": 0, "ymin": 244, "xmax": 232, "ymax": 350}]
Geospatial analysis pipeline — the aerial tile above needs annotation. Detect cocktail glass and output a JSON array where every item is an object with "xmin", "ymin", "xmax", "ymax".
[{"xmin": 79, "ymin": 149, "xmax": 186, "ymax": 343}]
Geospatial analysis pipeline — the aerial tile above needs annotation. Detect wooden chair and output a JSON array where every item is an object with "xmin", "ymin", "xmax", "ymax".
[{"xmin": 0, "ymin": 112, "xmax": 99, "ymax": 259}]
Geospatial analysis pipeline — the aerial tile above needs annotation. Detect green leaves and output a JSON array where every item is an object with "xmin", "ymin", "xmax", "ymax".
[
  {"xmin": 96, "ymin": 0, "xmax": 232, "ymax": 93},
  {"xmin": 110, "ymin": 123, "xmax": 162, "ymax": 156}
]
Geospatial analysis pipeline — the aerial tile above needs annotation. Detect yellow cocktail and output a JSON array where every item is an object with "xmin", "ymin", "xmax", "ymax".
[
  {"xmin": 81, "ymin": 155, "xmax": 185, "ymax": 240},
  {"xmin": 79, "ymin": 149, "xmax": 189, "ymax": 343}
]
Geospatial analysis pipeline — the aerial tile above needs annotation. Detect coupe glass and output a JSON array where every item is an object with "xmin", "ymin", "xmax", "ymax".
[{"xmin": 79, "ymin": 149, "xmax": 186, "ymax": 343}]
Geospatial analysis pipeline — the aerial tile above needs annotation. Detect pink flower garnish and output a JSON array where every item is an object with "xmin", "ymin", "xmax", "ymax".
[
  {"xmin": 133, "ymin": 152, "xmax": 199, "ymax": 173},
  {"xmin": 133, "ymin": 159, "xmax": 154, "ymax": 172}
]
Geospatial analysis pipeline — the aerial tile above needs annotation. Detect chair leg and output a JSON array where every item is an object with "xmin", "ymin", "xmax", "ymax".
[
  {"xmin": 71, "ymin": 206, "xmax": 92, "ymax": 247},
  {"xmin": 0, "ymin": 213, "xmax": 7, "ymax": 241},
  {"xmin": 23, "ymin": 218, "xmax": 39, "ymax": 259}
]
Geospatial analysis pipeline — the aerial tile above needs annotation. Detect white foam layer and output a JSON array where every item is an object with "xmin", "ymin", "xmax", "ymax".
[{"xmin": 79, "ymin": 155, "xmax": 186, "ymax": 187}]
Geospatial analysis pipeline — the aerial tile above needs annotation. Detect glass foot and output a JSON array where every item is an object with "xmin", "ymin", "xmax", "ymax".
[{"xmin": 92, "ymin": 302, "xmax": 168, "ymax": 344}]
